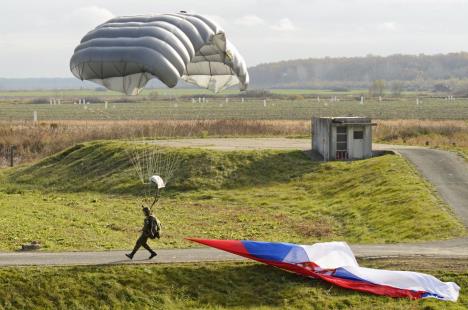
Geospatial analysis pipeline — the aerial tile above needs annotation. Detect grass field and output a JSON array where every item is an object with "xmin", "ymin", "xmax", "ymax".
[
  {"xmin": 0, "ymin": 258, "xmax": 466, "ymax": 309},
  {"xmin": 0, "ymin": 141, "xmax": 463, "ymax": 251},
  {"xmin": 0, "ymin": 98, "xmax": 467, "ymax": 121}
]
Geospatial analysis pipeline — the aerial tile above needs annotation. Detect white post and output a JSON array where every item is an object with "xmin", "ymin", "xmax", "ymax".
[
  {"xmin": 416, "ymin": 97, "xmax": 419, "ymax": 105},
  {"xmin": 379, "ymin": 96, "xmax": 382, "ymax": 102},
  {"xmin": 225, "ymin": 97, "xmax": 229, "ymax": 103},
  {"xmin": 58, "ymin": 99, "xmax": 61, "ymax": 105},
  {"xmin": 241, "ymin": 97, "xmax": 244, "ymax": 103},
  {"xmin": 198, "ymin": 97, "xmax": 201, "ymax": 103},
  {"xmin": 105, "ymin": 101, "xmax": 108, "ymax": 109},
  {"xmin": 49, "ymin": 99, "xmax": 53, "ymax": 105},
  {"xmin": 360, "ymin": 96, "xmax": 364, "ymax": 104},
  {"xmin": 317, "ymin": 96, "xmax": 320, "ymax": 102},
  {"xmin": 33, "ymin": 111, "xmax": 37, "ymax": 122},
  {"xmin": 263, "ymin": 99, "xmax": 267, "ymax": 107}
]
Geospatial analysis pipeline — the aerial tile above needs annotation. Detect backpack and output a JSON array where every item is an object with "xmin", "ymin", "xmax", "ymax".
[{"xmin": 149, "ymin": 215, "xmax": 162, "ymax": 239}]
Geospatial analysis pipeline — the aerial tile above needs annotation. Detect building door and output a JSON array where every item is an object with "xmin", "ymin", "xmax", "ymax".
[
  {"xmin": 336, "ymin": 126, "xmax": 348, "ymax": 159},
  {"xmin": 352, "ymin": 127, "xmax": 364, "ymax": 159}
]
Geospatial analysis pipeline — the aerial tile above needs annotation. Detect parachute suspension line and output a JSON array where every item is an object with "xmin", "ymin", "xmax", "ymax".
[
  {"xmin": 122, "ymin": 62, "xmax": 128, "ymax": 94},
  {"xmin": 86, "ymin": 62, "xmax": 100, "ymax": 79},
  {"xmin": 79, "ymin": 63, "xmax": 86, "ymax": 79},
  {"xmin": 137, "ymin": 69, "xmax": 145, "ymax": 92},
  {"xmin": 112, "ymin": 62, "xmax": 123, "ymax": 76}
]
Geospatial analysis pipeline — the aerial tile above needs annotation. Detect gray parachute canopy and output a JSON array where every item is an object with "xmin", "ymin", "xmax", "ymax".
[{"xmin": 70, "ymin": 12, "xmax": 249, "ymax": 95}]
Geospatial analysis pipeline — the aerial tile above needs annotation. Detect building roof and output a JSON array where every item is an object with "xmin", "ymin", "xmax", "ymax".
[{"xmin": 313, "ymin": 116, "xmax": 376, "ymax": 125}]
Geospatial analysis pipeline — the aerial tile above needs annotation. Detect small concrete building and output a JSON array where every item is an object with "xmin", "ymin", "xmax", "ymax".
[{"xmin": 312, "ymin": 116, "xmax": 375, "ymax": 161}]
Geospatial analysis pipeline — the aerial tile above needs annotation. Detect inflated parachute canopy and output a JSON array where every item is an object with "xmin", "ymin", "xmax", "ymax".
[{"xmin": 70, "ymin": 12, "xmax": 249, "ymax": 95}]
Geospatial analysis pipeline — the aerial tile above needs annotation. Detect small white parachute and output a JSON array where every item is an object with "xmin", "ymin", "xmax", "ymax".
[{"xmin": 149, "ymin": 175, "xmax": 166, "ymax": 189}]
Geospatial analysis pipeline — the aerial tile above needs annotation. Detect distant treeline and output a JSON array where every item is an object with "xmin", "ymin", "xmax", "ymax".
[
  {"xmin": 3, "ymin": 53, "xmax": 468, "ymax": 93},
  {"xmin": 249, "ymin": 52, "xmax": 468, "ymax": 93}
]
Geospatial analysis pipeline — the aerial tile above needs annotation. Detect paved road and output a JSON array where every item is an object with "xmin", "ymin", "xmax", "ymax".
[
  {"xmin": 396, "ymin": 148, "xmax": 468, "ymax": 226},
  {"xmin": 1, "ymin": 238, "xmax": 467, "ymax": 267},
  {"xmin": 1, "ymin": 139, "xmax": 467, "ymax": 266}
]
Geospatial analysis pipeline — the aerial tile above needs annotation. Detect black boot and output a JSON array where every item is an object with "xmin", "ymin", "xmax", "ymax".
[
  {"xmin": 149, "ymin": 252, "xmax": 157, "ymax": 259},
  {"xmin": 125, "ymin": 253, "xmax": 134, "ymax": 260}
]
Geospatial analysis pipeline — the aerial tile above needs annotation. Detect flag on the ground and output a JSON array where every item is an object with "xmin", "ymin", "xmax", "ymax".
[{"xmin": 187, "ymin": 238, "xmax": 459, "ymax": 302}]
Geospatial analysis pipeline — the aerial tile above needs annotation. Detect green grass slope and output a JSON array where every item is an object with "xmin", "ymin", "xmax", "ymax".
[
  {"xmin": 0, "ymin": 141, "xmax": 464, "ymax": 251},
  {"xmin": 0, "ymin": 258, "xmax": 466, "ymax": 309},
  {"xmin": 10, "ymin": 141, "xmax": 313, "ymax": 194}
]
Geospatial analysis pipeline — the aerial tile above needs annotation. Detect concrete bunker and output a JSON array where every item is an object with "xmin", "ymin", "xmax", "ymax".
[{"xmin": 312, "ymin": 116, "xmax": 376, "ymax": 161}]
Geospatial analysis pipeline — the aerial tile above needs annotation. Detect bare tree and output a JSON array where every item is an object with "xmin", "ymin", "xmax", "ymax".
[
  {"xmin": 390, "ymin": 81, "xmax": 404, "ymax": 97},
  {"xmin": 369, "ymin": 80, "xmax": 385, "ymax": 97}
]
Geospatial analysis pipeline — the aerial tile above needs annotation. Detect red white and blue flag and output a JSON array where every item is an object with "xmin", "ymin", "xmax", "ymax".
[{"xmin": 188, "ymin": 238, "xmax": 459, "ymax": 302}]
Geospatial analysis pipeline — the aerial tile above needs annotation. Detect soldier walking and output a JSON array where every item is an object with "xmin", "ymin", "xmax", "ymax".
[{"xmin": 126, "ymin": 206, "xmax": 159, "ymax": 260}]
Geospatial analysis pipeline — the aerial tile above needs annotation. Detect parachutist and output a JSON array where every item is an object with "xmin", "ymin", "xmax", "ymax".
[{"xmin": 126, "ymin": 206, "xmax": 159, "ymax": 260}]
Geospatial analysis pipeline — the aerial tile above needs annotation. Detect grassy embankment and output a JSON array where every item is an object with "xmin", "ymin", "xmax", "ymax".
[
  {"xmin": 374, "ymin": 119, "xmax": 468, "ymax": 160},
  {"xmin": 0, "ymin": 141, "xmax": 463, "ymax": 251},
  {"xmin": 0, "ymin": 258, "xmax": 466, "ymax": 309}
]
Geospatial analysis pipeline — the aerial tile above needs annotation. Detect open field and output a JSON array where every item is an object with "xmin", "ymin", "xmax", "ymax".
[
  {"xmin": 0, "ymin": 258, "xmax": 466, "ymax": 309},
  {"xmin": 1, "ymin": 119, "xmax": 466, "ymax": 166},
  {"xmin": 0, "ymin": 88, "xmax": 431, "ymax": 98},
  {"xmin": 0, "ymin": 141, "xmax": 463, "ymax": 251},
  {"xmin": 0, "ymin": 120, "xmax": 310, "ymax": 165},
  {"xmin": 0, "ymin": 98, "xmax": 467, "ymax": 121}
]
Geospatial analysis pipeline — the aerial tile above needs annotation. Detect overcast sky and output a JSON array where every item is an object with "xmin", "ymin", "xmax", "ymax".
[{"xmin": 1, "ymin": 0, "xmax": 467, "ymax": 78}]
